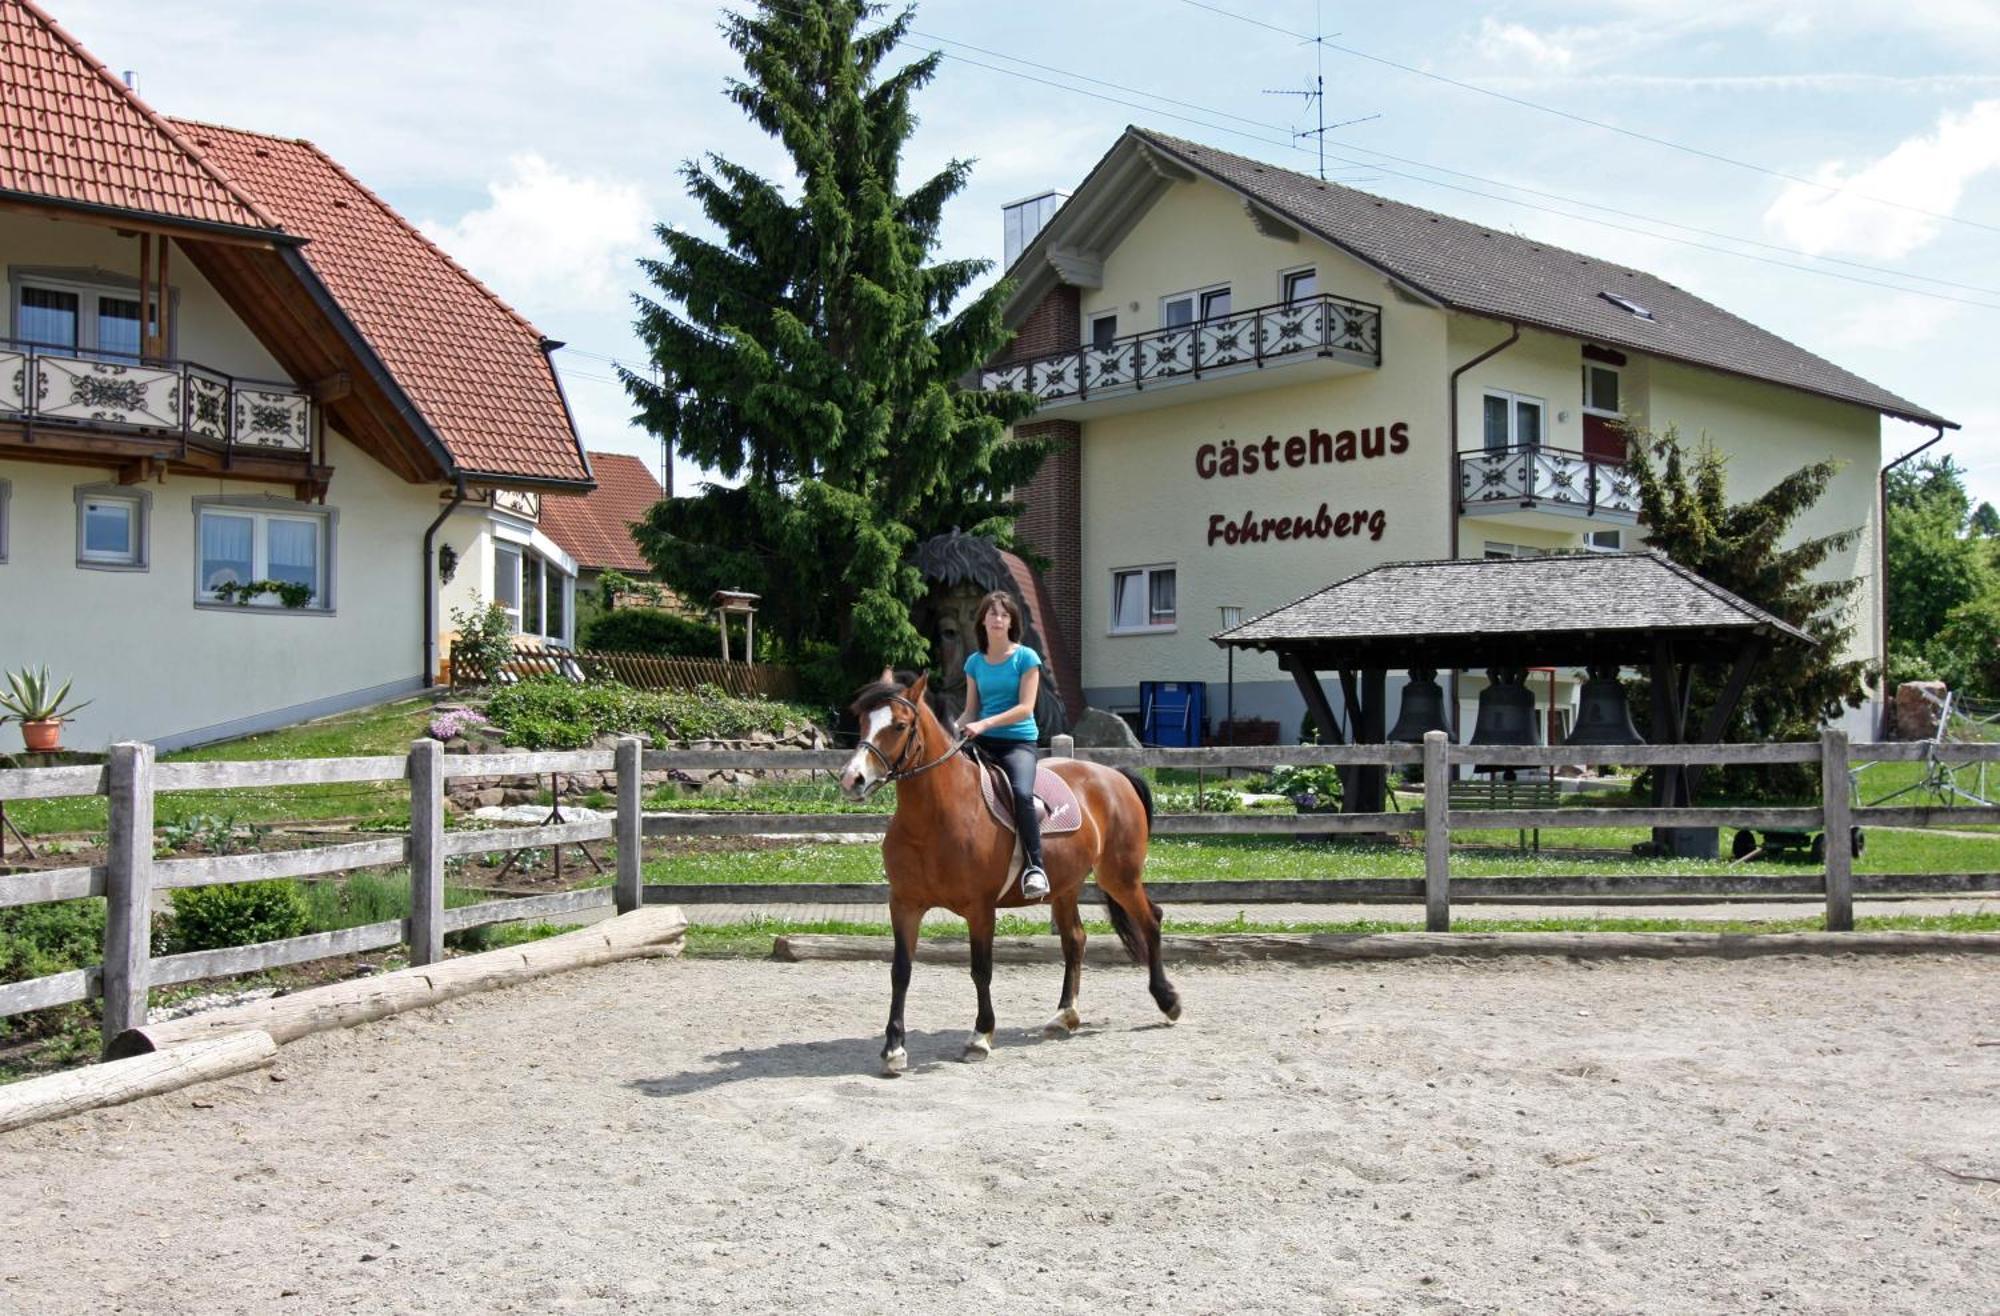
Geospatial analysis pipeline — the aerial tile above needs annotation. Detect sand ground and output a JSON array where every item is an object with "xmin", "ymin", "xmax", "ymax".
[{"xmin": 4, "ymin": 952, "xmax": 1997, "ymax": 1315}]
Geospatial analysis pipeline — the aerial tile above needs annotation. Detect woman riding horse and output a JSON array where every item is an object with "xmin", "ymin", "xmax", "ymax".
[
  {"xmin": 840, "ymin": 670, "xmax": 1181, "ymax": 1074},
  {"xmin": 959, "ymin": 591, "xmax": 1049, "ymax": 902}
]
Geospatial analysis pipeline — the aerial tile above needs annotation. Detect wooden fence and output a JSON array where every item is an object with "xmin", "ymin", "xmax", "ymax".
[
  {"xmin": 3, "ymin": 729, "xmax": 1997, "ymax": 1054},
  {"xmin": 448, "ymin": 644, "xmax": 801, "ymax": 700}
]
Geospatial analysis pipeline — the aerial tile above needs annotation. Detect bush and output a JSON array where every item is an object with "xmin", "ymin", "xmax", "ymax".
[
  {"xmin": 0, "ymin": 899, "xmax": 104, "ymax": 982},
  {"xmin": 484, "ymin": 676, "xmax": 821, "ymax": 749},
  {"xmin": 166, "ymin": 881, "xmax": 308, "ymax": 953},
  {"xmin": 1266, "ymin": 763, "xmax": 1344, "ymax": 812},
  {"xmin": 579, "ymin": 608, "xmax": 721, "ymax": 658},
  {"xmin": 449, "ymin": 596, "xmax": 516, "ymax": 684}
]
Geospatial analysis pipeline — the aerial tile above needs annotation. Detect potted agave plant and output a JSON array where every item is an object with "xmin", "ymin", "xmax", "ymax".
[{"xmin": 0, "ymin": 666, "xmax": 92, "ymax": 752}]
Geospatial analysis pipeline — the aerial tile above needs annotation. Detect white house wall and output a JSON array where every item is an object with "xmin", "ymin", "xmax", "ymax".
[{"xmin": 0, "ymin": 430, "xmax": 435, "ymax": 751}]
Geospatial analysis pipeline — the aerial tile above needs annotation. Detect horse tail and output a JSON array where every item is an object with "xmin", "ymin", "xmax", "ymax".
[
  {"xmin": 1117, "ymin": 768, "xmax": 1154, "ymax": 834},
  {"xmin": 1102, "ymin": 892, "xmax": 1159, "ymax": 965}
]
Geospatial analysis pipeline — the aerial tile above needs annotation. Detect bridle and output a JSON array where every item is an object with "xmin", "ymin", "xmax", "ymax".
[{"xmin": 855, "ymin": 694, "xmax": 967, "ymax": 798}]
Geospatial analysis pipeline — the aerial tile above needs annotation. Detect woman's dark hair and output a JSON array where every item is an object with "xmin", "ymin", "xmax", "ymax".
[{"xmin": 975, "ymin": 590, "xmax": 1024, "ymax": 645}]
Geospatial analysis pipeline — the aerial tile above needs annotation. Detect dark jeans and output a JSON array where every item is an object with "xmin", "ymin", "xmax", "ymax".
[{"xmin": 975, "ymin": 735, "xmax": 1043, "ymax": 871}]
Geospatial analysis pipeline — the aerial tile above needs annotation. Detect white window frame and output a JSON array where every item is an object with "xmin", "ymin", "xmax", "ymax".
[
  {"xmin": 1482, "ymin": 541, "xmax": 1548, "ymax": 560},
  {"xmin": 1089, "ymin": 312, "xmax": 1119, "ymax": 351},
  {"xmin": 1161, "ymin": 283, "xmax": 1231, "ymax": 329},
  {"xmin": 193, "ymin": 499, "xmax": 335, "ymax": 612},
  {"xmin": 494, "ymin": 543, "xmax": 525, "ymax": 633},
  {"xmin": 493, "ymin": 543, "xmax": 574, "ymax": 645},
  {"xmin": 10, "ymin": 267, "xmax": 174, "ymax": 358},
  {"xmin": 73, "ymin": 484, "xmax": 149, "ymax": 571},
  {"xmin": 1585, "ymin": 529, "xmax": 1623, "ymax": 553},
  {"xmin": 1279, "ymin": 265, "xmax": 1318, "ymax": 304},
  {"xmin": 1481, "ymin": 389, "xmax": 1546, "ymax": 451},
  {"xmin": 0, "ymin": 478, "xmax": 10, "ymax": 564},
  {"xmin": 1581, "ymin": 363, "xmax": 1623, "ymax": 418},
  {"xmin": 1109, "ymin": 563, "xmax": 1178, "ymax": 635}
]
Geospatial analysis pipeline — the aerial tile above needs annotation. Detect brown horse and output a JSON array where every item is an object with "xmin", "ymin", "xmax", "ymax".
[{"xmin": 838, "ymin": 671, "xmax": 1180, "ymax": 1074}]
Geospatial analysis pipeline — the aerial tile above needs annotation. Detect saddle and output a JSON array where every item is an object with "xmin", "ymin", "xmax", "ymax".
[{"xmin": 972, "ymin": 755, "xmax": 1083, "ymax": 837}]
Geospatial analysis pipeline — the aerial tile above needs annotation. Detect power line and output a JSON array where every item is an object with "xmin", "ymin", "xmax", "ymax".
[{"xmin": 1172, "ymin": 0, "xmax": 2000, "ymax": 238}]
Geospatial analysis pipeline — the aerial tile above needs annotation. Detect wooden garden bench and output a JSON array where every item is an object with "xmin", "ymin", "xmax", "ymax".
[{"xmin": 1447, "ymin": 774, "xmax": 1562, "ymax": 853}]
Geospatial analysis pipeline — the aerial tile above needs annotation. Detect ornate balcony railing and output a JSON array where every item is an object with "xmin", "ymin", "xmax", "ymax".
[
  {"xmin": 0, "ymin": 337, "xmax": 312, "ymax": 454},
  {"xmin": 1459, "ymin": 444, "xmax": 1640, "ymax": 520},
  {"xmin": 978, "ymin": 292, "xmax": 1382, "ymax": 407}
]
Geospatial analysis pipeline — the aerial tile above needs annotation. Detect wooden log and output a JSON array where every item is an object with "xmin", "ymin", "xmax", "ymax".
[
  {"xmin": 151, "ymin": 920, "xmax": 406, "ymax": 987},
  {"xmin": 0, "ymin": 764, "xmax": 106, "ymax": 801},
  {"xmin": 438, "ymin": 886, "xmax": 615, "ymax": 933},
  {"xmin": 409, "ymin": 739, "xmax": 444, "ymax": 967},
  {"xmin": 1853, "ymin": 806, "xmax": 2000, "ymax": 827},
  {"xmin": 152, "ymin": 837, "xmax": 407, "ymax": 890},
  {"xmin": 152, "ymin": 755, "xmax": 407, "ymax": 790},
  {"xmin": 0, "ymin": 967, "xmax": 95, "ymax": 1019},
  {"xmin": 641, "ymin": 749, "xmax": 851, "ymax": 771},
  {"xmin": 0, "ymin": 864, "xmax": 103, "ymax": 908},
  {"xmin": 440, "ymin": 817, "xmax": 614, "ymax": 858},
  {"xmin": 1445, "ymin": 743, "xmax": 1821, "ymax": 767},
  {"xmin": 615, "ymin": 736, "xmax": 642, "ymax": 914},
  {"xmin": 0, "ymin": 1030, "xmax": 278, "ymax": 1134},
  {"xmin": 1853, "ymin": 741, "xmax": 2000, "ymax": 763},
  {"xmin": 1824, "ymin": 728, "xmax": 1854, "ymax": 932},
  {"xmin": 439, "ymin": 750, "xmax": 617, "ymax": 779},
  {"xmin": 1450, "ymin": 807, "xmax": 1821, "ymax": 830},
  {"xmin": 107, "ymin": 907, "xmax": 690, "ymax": 1057},
  {"xmin": 772, "ymin": 929, "xmax": 2000, "ymax": 966},
  {"xmin": 101, "ymin": 742, "xmax": 154, "ymax": 1049},
  {"xmin": 1422, "ymin": 730, "xmax": 1450, "ymax": 932}
]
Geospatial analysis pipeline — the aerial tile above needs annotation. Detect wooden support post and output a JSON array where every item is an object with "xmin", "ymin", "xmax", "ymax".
[
  {"xmin": 101, "ymin": 742, "xmax": 155, "ymax": 1053},
  {"xmin": 1822, "ymin": 727, "xmax": 1854, "ymax": 932},
  {"xmin": 1422, "ymin": 731, "xmax": 1450, "ymax": 932},
  {"xmin": 137, "ymin": 234, "xmax": 153, "ymax": 357},
  {"xmin": 1357, "ymin": 667, "xmax": 1387, "ymax": 814},
  {"xmin": 408, "ymin": 738, "xmax": 445, "ymax": 965},
  {"xmin": 1283, "ymin": 653, "xmax": 1346, "ymax": 746},
  {"xmin": 615, "ymin": 736, "xmax": 642, "ymax": 914},
  {"xmin": 1049, "ymin": 735, "xmax": 1074, "ymax": 759}
]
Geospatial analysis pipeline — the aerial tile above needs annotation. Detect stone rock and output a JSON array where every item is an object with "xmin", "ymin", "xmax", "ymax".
[
  {"xmin": 1071, "ymin": 706, "xmax": 1142, "ymax": 750},
  {"xmin": 1894, "ymin": 681, "xmax": 1948, "ymax": 740},
  {"xmin": 472, "ymin": 788, "xmax": 507, "ymax": 809}
]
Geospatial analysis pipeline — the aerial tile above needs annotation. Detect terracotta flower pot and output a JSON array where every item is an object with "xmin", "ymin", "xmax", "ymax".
[{"xmin": 20, "ymin": 719, "xmax": 62, "ymax": 752}]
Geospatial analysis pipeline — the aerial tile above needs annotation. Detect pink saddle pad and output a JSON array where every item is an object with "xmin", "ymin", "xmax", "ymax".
[{"xmin": 977, "ymin": 762, "xmax": 1083, "ymax": 837}]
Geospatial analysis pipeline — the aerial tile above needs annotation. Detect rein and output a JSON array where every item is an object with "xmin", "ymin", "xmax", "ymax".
[{"xmin": 857, "ymin": 694, "xmax": 967, "ymax": 797}]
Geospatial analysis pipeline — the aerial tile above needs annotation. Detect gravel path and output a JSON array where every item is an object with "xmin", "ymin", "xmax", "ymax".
[{"xmin": 6, "ymin": 953, "xmax": 1998, "ymax": 1314}]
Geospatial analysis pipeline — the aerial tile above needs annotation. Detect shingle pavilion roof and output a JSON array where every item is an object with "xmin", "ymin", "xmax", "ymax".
[{"xmin": 1215, "ymin": 553, "xmax": 1812, "ymax": 669}]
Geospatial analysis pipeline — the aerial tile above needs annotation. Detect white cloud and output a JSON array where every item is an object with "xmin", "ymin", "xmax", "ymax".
[
  {"xmin": 1474, "ymin": 18, "xmax": 1576, "ymax": 71},
  {"xmin": 419, "ymin": 155, "xmax": 652, "ymax": 314},
  {"xmin": 1763, "ymin": 99, "xmax": 2000, "ymax": 259}
]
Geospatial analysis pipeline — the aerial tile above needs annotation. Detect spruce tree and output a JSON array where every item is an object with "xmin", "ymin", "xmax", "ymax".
[
  {"xmin": 1626, "ymin": 429, "xmax": 1874, "ymax": 796},
  {"xmin": 624, "ymin": 0, "xmax": 1039, "ymax": 696}
]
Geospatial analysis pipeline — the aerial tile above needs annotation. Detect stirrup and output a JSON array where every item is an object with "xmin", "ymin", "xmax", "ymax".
[{"xmin": 1020, "ymin": 865, "xmax": 1049, "ymax": 901}]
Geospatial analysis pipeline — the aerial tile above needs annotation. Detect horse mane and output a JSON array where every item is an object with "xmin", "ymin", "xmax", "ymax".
[{"xmin": 848, "ymin": 671, "xmax": 924, "ymax": 720}]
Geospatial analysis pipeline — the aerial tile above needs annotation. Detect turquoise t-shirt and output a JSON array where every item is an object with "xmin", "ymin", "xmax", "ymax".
[{"xmin": 964, "ymin": 645, "xmax": 1042, "ymax": 742}]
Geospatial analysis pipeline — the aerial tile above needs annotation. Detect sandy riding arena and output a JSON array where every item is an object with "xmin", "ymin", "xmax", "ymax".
[{"xmin": 6, "ymin": 953, "xmax": 1998, "ymax": 1314}]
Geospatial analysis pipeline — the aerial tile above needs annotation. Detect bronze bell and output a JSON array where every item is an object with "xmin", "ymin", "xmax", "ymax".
[
  {"xmin": 1470, "ymin": 667, "xmax": 1538, "ymax": 776},
  {"xmin": 1386, "ymin": 668, "xmax": 1448, "ymax": 744},
  {"xmin": 1567, "ymin": 665, "xmax": 1646, "ymax": 746}
]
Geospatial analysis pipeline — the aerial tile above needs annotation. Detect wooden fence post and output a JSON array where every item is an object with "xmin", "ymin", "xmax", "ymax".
[
  {"xmin": 408, "ymin": 738, "xmax": 444, "ymax": 965},
  {"xmin": 1821, "ymin": 726, "xmax": 1854, "ymax": 932},
  {"xmin": 615, "ymin": 736, "xmax": 643, "ymax": 914},
  {"xmin": 1049, "ymin": 734, "xmax": 1074, "ymax": 760},
  {"xmin": 101, "ymin": 741, "xmax": 155, "ymax": 1053},
  {"xmin": 1422, "ymin": 731, "xmax": 1450, "ymax": 932}
]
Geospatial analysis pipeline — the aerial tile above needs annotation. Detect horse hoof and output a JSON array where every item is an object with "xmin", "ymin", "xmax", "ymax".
[
  {"xmin": 1163, "ymin": 1001, "xmax": 1183, "ymax": 1026},
  {"xmin": 962, "ymin": 1032, "xmax": 993, "ymax": 1062},
  {"xmin": 1043, "ymin": 1006, "xmax": 1081, "ymax": 1037},
  {"xmin": 882, "ymin": 1047, "xmax": 908, "ymax": 1076}
]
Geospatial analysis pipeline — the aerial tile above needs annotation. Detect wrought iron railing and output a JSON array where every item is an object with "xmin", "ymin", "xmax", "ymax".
[
  {"xmin": 978, "ymin": 292, "xmax": 1382, "ymax": 405},
  {"xmin": 0, "ymin": 337, "xmax": 312, "ymax": 454},
  {"xmin": 1459, "ymin": 444, "xmax": 1640, "ymax": 518}
]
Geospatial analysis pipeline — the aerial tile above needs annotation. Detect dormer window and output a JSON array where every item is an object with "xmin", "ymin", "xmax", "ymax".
[{"xmin": 1598, "ymin": 291, "xmax": 1654, "ymax": 321}]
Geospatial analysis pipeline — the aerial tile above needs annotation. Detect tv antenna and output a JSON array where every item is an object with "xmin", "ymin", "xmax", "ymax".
[{"xmin": 1260, "ymin": 2, "xmax": 1379, "ymax": 181}]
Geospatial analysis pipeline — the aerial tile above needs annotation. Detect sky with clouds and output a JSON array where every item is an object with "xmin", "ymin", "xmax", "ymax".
[{"xmin": 56, "ymin": 0, "xmax": 2000, "ymax": 505}]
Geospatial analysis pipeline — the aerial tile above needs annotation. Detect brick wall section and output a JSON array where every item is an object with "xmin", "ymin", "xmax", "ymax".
[
  {"xmin": 1002, "ymin": 284, "xmax": 1080, "ymax": 364},
  {"xmin": 1015, "ymin": 418, "xmax": 1084, "ymax": 718}
]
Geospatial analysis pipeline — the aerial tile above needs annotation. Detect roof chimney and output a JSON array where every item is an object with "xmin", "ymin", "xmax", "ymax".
[
  {"xmin": 1002, "ymin": 191, "xmax": 1066, "ymax": 270},
  {"xmin": 121, "ymin": 69, "xmax": 139, "ymax": 93}
]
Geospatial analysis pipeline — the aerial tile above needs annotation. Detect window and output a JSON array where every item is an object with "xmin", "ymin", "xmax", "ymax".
[
  {"xmin": 73, "ymin": 486, "xmax": 148, "ymax": 569},
  {"xmin": 1111, "ymin": 565, "xmax": 1176, "ymax": 633},
  {"xmin": 1162, "ymin": 284, "xmax": 1231, "ymax": 328},
  {"xmin": 493, "ymin": 543, "xmax": 573, "ymax": 644},
  {"xmin": 494, "ymin": 544, "xmax": 524, "ymax": 630},
  {"xmin": 196, "ymin": 505, "xmax": 329, "ymax": 607},
  {"xmin": 1598, "ymin": 291, "xmax": 1655, "ymax": 321},
  {"xmin": 1482, "ymin": 542, "xmax": 1547, "ymax": 560},
  {"xmin": 1281, "ymin": 267, "xmax": 1317, "ymax": 303},
  {"xmin": 1481, "ymin": 389, "xmax": 1545, "ymax": 451},
  {"xmin": 1090, "ymin": 313, "xmax": 1118, "ymax": 351},
  {"xmin": 1583, "ymin": 364, "xmax": 1621, "ymax": 416},
  {"xmin": 1586, "ymin": 529, "xmax": 1622, "ymax": 552},
  {"xmin": 16, "ymin": 274, "xmax": 161, "ymax": 358}
]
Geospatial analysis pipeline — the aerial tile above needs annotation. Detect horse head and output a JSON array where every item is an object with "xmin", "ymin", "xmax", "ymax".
[{"xmin": 839, "ymin": 670, "xmax": 935, "ymax": 801}]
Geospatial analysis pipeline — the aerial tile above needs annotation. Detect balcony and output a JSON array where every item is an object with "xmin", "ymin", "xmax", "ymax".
[
  {"xmin": 979, "ymin": 292, "xmax": 1382, "ymax": 418},
  {"xmin": 1459, "ymin": 444, "xmax": 1639, "ymax": 523},
  {"xmin": 0, "ymin": 337, "xmax": 313, "ymax": 457}
]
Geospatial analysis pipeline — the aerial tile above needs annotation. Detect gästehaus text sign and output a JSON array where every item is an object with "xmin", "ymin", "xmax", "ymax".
[{"xmin": 1197, "ymin": 422, "xmax": 1407, "ymax": 547}]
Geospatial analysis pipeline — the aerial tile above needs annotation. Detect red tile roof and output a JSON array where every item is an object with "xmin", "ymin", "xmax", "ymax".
[
  {"xmin": 174, "ymin": 120, "xmax": 591, "ymax": 485},
  {"xmin": 539, "ymin": 451, "xmax": 662, "ymax": 571},
  {"xmin": 1, "ymin": 0, "xmax": 275, "ymax": 232}
]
